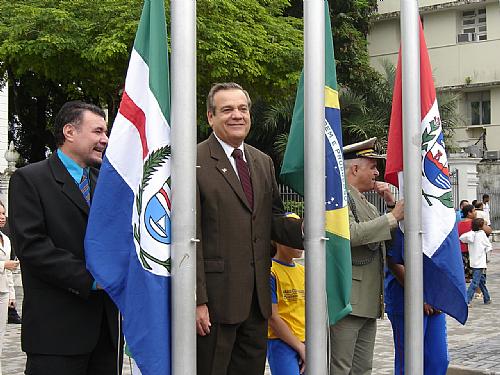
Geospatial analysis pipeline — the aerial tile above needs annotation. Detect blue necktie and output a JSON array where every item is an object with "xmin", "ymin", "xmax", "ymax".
[{"xmin": 79, "ymin": 170, "xmax": 91, "ymax": 206}]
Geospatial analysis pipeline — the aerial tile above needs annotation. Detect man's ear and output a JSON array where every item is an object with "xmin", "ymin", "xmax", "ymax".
[
  {"xmin": 207, "ymin": 111, "xmax": 214, "ymax": 128},
  {"xmin": 62, "ymin": 123, "xmax": 76, "ymax": 143},
  {"xmin": 351, "ymin": 164, "xmax": 358, "ymax": 175}
]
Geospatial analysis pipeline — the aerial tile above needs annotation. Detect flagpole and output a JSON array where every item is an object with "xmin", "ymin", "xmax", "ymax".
[
  {"xmin": 400, "ymin": 0, "xmax": 423, "ymax": 373},
  {"xmin": 170, "ymin": 0, "xmax": 197, "ymax": 374},
  {"xmin": 304, "ymin": 0, "xmax": 328, "ymax": 374}
]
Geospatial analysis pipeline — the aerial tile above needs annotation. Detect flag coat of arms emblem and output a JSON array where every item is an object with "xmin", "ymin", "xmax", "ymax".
[
  {"xmin": 385, "ymin": 21, "xmax": 467, "ymax": 324},
  {"xmin": 85, "ymin": 0, "xmax": 173, "ymax": 374}
]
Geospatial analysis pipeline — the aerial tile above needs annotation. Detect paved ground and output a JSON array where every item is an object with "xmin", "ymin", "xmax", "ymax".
[
  {"xmin": 3, "ymin": 244, "xmax": 500, "ymax": 374},
  {"xmin": 373, "ymin": 244, "xmax": 500, "ymax": 374}
]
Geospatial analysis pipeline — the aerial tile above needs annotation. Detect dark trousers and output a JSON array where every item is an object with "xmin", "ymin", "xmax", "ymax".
[
  {"xmin": 197, "ymin": 292, "xmax": 267, "ymax": 375},
  {"xmin": 25, "ymin": 313, "xmax": 122, "ymax": 375}
]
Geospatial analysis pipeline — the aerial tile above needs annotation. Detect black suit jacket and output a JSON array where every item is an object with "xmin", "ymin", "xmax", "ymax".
[
  {"xmin": 196, "ymin": 134, "xmax": 303, "ymax": 324},
  {"xmin": 8, "ymin": 153, "xmax": 119, "ymax": 355}
]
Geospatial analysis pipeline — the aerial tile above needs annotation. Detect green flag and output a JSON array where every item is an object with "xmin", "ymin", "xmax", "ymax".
[{"xmin": 280, "ymin": 0, "xmax": 352, "ymax": 325}]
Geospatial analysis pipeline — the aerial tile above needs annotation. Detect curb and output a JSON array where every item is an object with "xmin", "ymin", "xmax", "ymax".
[{"xmin": 448, "ymin": 365, "xmax": 498, "ymax": 375}]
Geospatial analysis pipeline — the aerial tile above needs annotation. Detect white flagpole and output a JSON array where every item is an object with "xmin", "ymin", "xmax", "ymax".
[
  {"xmin": 304, "ymin": 0, "xmax": 328, "ymax": 374},
  {"xmin": 400, "ymin": 0, "xmax": 423, "ymax": 373},
  {"xmin": 170, "ymin": 1, "xmax": 197, "ymax": 374}
]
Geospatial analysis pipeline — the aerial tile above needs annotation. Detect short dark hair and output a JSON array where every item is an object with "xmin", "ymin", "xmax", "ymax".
[
  {"xmin": 471, "ymin": 199, "xmax": 478, "ymax": 207},
  {"xmin": 54, "ymin": 101, "xmax": 106, "ymax": 147},
  {"xmin": 472, "ymin": 217, "xmax": 484, "ymax": 231},
  {"xmin": 459, "ymin": 199, "xmax": 469, "ymax": 209},
  {"xmin": 206, "ymin": 82, "xmax": 251, "ymax": 115},
  {"xmin": 461, "ymin": 204, "xmax": 475, "ymax": 218},
  {"xmin": 474, "ymin": 201, "xmax": 484, "ymax": 210},
  {"xmin": 482, "ymin": 194, "xmax": 490, "ymax": 201}
]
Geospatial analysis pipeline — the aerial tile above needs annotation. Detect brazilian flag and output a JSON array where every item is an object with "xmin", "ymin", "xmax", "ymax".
[{"xmin": 280, "ymin": 0, "xmax": 352, "ymax": 324}]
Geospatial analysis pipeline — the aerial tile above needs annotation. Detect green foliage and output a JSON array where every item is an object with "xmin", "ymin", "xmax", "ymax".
[
  {"xmin": 327, "ymin": 0, "xmax": 381, "ymax": 95},
  {"xmin": 1, "ymin": 0, "xmax": 304, "ymax": 161},
  {"xmin": 0, "ymin": 0, "xmax": 142, "ymax": 161},
  {"xmin": 283, "ymin": 199, "xmax": 304, "ymax": 217},
  {"xmin": 196, "ymin": 0, "xmax": 303, "ymax": 128}
]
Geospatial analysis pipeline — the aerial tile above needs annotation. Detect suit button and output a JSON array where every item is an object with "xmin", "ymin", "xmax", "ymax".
[{"xmin": 253, "ymin": 238, "xmax": 258, "ymax": 243}]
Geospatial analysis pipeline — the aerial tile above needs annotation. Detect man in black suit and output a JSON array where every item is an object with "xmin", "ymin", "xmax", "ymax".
[
  {"xmin": 196, "ymin": 83, "xmax": 303, "ymax": 375},
  {"xmin": 9, "ymin": 101, "xmax": 122, "ymax": 375}
]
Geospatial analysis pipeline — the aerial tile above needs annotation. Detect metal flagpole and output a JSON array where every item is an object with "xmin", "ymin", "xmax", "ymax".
[
  {"xmin": 400, "ymin": 0, "xmax": 423, "ymax": 373},
  {"xmin": 170, "ymin": 1, "xmax": 197, "ymax": 374},
  {"xmin": 304, "ymin": 0, "xmax": 328, "ymax": 374}
]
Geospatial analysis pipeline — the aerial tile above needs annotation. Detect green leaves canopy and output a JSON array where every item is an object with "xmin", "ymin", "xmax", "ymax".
[{"xmin": 0, "ymin": 0, "xmax": 303, "ymax": 161}]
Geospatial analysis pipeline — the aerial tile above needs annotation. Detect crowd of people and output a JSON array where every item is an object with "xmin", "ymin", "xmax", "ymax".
[
  {"xmin": 456, "ymin": 195, "xmax": 494, "ymax": 307},
  {"xmin": 0, "ymin": 82, "xmax": 495, "ymax": 375}
]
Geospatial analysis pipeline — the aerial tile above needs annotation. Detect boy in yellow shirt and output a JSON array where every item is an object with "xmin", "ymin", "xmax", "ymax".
[{"xmin": 267, "ymin": 225, "xmax": 305, "ymax": 375}]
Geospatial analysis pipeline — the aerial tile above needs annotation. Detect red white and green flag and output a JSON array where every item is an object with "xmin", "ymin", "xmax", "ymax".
[{"xmin": 85, "ymin": 0, "xmax": 172, "ymax": 374}]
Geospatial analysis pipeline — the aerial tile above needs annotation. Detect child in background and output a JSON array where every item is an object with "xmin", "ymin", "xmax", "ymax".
[
  {"xmin": 459, "ymin": 217, "xmax": 492, "ymax": 306},
  {"xmin": 267, "ymin": 227, "xmax": 305, "ymax": 375}
]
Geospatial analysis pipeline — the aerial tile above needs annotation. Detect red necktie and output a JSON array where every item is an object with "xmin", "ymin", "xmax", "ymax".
[{"xmin": 232, "ymin": 149, "xmax": 253, "ymax": 209}]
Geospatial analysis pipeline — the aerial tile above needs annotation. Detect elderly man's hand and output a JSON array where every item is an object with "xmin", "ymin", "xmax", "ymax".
[
  {"xmin": 374, "ymin": 181, "xmax": 396, "ymax": 204},
  {"xmin": 391, "ymin": 200, "xmax": 404, "ymax": 221}
]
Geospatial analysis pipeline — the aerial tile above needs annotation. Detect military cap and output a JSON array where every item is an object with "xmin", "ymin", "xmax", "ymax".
[{"xmin": 343, "ymin": 137, "xmax": 385, "ymax": 160}]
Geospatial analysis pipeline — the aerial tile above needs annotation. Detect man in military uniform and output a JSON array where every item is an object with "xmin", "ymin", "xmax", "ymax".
[{"xmin": 330, "ymin": 137, "xmax": 404, "ymax": 375}]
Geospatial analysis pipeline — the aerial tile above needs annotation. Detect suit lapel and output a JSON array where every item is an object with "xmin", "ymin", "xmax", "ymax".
[
  {"xmin": 49, "ymin": 153, "xmax": 90, "ymax": 215},
  {"xmin": 208, "ymin": 134, "xmax": 252, "ymax": 211}
]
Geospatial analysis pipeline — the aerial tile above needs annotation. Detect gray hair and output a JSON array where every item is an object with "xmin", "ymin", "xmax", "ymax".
[{"xmin": 206, "ymin": 82, "xmax": 252, "ymax": 115}]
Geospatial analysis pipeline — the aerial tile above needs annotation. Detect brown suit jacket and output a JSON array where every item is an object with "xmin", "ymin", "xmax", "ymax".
[{"xmin": 196, "ymin": 134, "xmax": 303, "ymax": 324}]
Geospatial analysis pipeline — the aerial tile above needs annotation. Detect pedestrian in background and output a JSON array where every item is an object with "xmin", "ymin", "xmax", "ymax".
[
  {"xmin": 456, "ymin": 199, "xmax": 469, "ymax": 223},
  {"xmin": 474, "ymin": 201, "xmax": 490, "ymax": 226},
  {"xmin": 482, "ymin": 194, "xmax": 491, "ymax": 226},
  {"xmin": 459, "ymin": 217, "xmax": 492, "ymax": 306},
  {"xmin": 0, "ymin": 201, "xmax": 19, "ymax": 375}
]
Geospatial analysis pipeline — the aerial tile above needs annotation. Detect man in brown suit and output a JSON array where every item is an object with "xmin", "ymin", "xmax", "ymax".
[{"xmin": 196, "ymin": 83, "xmax": 303, "ymax": 375}]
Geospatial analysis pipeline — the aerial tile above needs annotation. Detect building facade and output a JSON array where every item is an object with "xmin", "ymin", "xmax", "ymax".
[{"xmin": 368, "ymin": 0, "xmax": 500, "ymax": 157}]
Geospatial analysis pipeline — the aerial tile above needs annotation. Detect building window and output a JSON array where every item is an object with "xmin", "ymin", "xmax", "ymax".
[
  {"xmin": 467, "ymin": 91, "xmax": 490, "ymax": 125},
  {"xmin": 458, "ymin": 8, "xmax": 487, "ymax": 42}
]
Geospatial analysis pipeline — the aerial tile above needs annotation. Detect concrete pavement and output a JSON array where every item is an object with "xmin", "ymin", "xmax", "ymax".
[
  {"xmin": 373, "ymin": 244, "xmax": 500, "ymax": 374},
  {"xmin": 3, "ymin": 245, "xmax": 500, "ymax": 374}
]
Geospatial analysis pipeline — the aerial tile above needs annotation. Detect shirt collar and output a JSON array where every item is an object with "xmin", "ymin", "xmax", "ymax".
[
  {"xmin": 57, "ymin": 149, "xmax": 89, "ymax": 184},
  {"xmin": 213, "ymin": 132, "xmax": 246, "ymax": 162}
]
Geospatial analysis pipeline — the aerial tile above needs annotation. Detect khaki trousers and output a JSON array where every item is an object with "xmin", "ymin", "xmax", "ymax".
[{"xmin": 330, "ymin": 314, "xmax": 377, "ymax": 375}]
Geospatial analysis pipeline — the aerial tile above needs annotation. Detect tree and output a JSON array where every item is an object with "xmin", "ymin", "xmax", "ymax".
[
  {"xmin": 196, "ymin": 0, "xmax": 303, "ymax": 138},
  {"xmin": 0, "ymin": 0, "xmax": 142, "ymax": 162},
  {"xmin": 1, "ymin": 0, "xmax": 304, "ymax": 161}
]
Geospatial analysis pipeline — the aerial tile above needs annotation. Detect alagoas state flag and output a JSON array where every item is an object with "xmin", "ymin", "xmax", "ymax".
[{"xmin": 85, "ymin": 0, "xmax": 172, "ymax": 374}]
